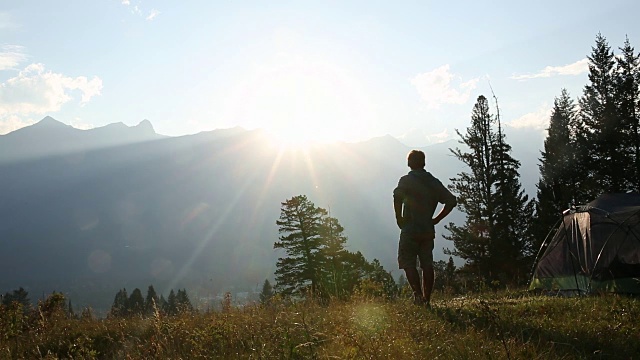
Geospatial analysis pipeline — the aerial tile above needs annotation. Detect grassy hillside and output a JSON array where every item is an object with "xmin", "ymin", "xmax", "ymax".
[{"xmin": 1, "ymin": 290, "xmax": 639, "ymax": 359}]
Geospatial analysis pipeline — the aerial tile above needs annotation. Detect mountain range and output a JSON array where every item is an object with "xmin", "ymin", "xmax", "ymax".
[{"xmin": 0, "ymin": 117, "xmax": 544, "ymax": 311}]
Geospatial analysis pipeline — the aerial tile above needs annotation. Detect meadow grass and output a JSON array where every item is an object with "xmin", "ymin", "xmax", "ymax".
[{"xmin": 1, "ymin": 290, "xmax": 639, "ymax": 359}]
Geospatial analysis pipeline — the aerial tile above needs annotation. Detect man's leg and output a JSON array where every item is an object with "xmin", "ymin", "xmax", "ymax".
[
  {"xmin": 421, "ymin": 264, "xmax": 434, "ymax": 304},
  {"xmin": 404, "ymin": 267, "xmax": 422, "ymax": 304}
]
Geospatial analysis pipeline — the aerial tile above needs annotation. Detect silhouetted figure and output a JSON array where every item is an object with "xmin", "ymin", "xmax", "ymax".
[{"xmin": 393, "ymin": 150, "xmax": 456, "ymax": 308}]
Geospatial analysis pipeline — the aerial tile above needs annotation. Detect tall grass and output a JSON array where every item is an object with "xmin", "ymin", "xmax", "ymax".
[{"xmin": 1, "ymin": 290, "xmax": 638, "ymax": 359}]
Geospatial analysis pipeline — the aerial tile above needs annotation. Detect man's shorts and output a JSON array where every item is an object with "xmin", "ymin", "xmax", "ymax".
[{"xmin": 398, "ymin": 232, "xmax": 435, "ymax": 269}]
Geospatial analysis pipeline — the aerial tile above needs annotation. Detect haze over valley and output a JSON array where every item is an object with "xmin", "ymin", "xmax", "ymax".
[{"xmin": 0, "ymin": 116, "xmax": 543, "ymax": 311}]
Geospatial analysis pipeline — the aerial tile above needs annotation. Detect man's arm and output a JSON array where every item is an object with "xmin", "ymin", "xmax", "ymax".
[
  {"xmin": 432, "ymin": 201, "xmax": 455, "ymax": 225},
  {"xmin": 393, "ymin": 196, "xmax": 403, "ymax": 229},
  {"xmin": 393, "ymin": 179, "xmax": 406, "ymax": 229},
  {"xmin": 433, "ymin": 185, "xmax": 457, "ymax": 225}
]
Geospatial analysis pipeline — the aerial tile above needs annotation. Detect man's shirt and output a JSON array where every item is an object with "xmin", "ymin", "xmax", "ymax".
[{"xmin": 393, "ymin": 169, "xmax": 457, "ymax": 234}]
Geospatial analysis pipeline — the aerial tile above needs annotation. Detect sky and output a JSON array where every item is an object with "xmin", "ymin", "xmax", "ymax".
[{"xmin": 1, "ymin": 0, "xmax": 640, "ymax": 147}]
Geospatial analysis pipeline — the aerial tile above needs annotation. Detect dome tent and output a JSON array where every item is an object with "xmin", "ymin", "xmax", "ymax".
[{"xmin": 529, "ymin": 193, "xmax": 640, "ymax": 294}]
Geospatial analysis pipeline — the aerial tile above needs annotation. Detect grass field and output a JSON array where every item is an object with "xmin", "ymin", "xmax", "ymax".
[{"xmin": 1, "ymin": 290, "xmax": 639, "ymax": 359}]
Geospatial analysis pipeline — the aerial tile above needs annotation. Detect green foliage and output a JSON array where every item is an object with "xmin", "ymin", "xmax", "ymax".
[
  {"xmin": 128, "ymin": 288, "xmax": 145, "ymax": 316},
  {"xmin": 259, "ymin": 279, "xmax": 274, "ymax": 305},
  {"xmin": 274, "ymin": 194, "xmax": 328, "ymax": 296},
  {"xmin": 1, "ymin": 287, "xmax": 30, "ymax": 309},
  {"xmin": 535, "ymin": 88, "xmax": 580, "ymax": 254},
  {"xmin": 175, "ymin": 289, "xmax": 193, "ymax": 313},
  {"xmin": 434, "ymin": 256, "xmax": 458, "ymax": 293},
  {"xmin": 144, "ymin": 285, "xmax": 159, "ymax": 316},
  {"xmin": 107, "ymin": 286, "xmax": 192, "ymax": 318},
  {"xmin": 275, "ymin": 194, "xmax": 394, "ymax": 299},
  {"xmin": 109, "ymin": 288, "xmax": 129, "ymax": 318},
  {"xmin": 446, "ymin": 95, "xmax": 534, "ymax": 285}
]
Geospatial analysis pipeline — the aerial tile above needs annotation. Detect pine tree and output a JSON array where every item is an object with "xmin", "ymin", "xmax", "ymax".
[
  {"xmin": 491, "ymin": 104, "xmax": 535, "ymax": 282},
  {"xmin": 128, "ymin": 288, "xmax": 145, "ymax": 316},
  {"xmin": 364, "ymin": 258, "xmax": 397, "ymax": 299},
  {"xmin": 1, "ymin": 287, "xmax": 30, "ymax": 308},
  {"xmin": 444, "ymin": 257, "xmax": 457, "ymax": 289},
  {"xmin": 274, "ymin": 195, "xmax": 328, "ymax": 296},
  {"xmin": 446, "ymin": 95, "xmax": 533, "ymax": 285},
  {"xmin": 109, "ymin": 288, "xmax": 129, "ymax": 317},
  {"xmin": 259, "ymin": 279, "xmax": 274, "ymax": 304},
  {"xmin": 446, "ymin": 95, "xmax": 498, "ymax": 279},
  {"xmin": 615, "ymin": 36, "xmax": 640, "ymax": 190},
  {"xmin": 144, "ymin": 285, "xmax": 159, "ymax": 316},
  {"xmin": 535, "ymin": 89, "xmax": 580, "ymax": 251},
  {"xmin": 67, "ymin": 300, "xmax": 75, "ymax": 319},
  {"xmin": 166, "ymin": 290, "xmax": 177, "ymax": 315},
  {"xmin": 579, "ymin": 33, "xmax": 624, "ymax": 194},
  {"xmin": 158, "ymin": 295, "xmax": 168, "ymax": 314},
  {"xmin": 317, "ymin": 215, "xmax": 350, "ymax": 298},
  {"xmin": 176, "ymin": 289, "xmax": 193, "ymax": 313}
]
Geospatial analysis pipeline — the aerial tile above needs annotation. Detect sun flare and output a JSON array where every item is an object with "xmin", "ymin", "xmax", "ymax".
[{"xmin": 223, "ymin": 40, "xmax": 375, "ymax": 146}]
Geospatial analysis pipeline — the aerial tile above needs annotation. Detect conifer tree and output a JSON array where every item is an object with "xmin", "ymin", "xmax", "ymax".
[
  {"xmin": 317, "ymin": 215, "xmax": 350, "ymax": 298},
  {"xmin": 579, "ymin": 33, "xmax": 624, "ymax": 194},
  {"xmin": 365, "ymin": 258, "xmax": 397, "ymax": 298},
  {"xmin": 259, "ymin": 279, "xmax": 274, "ymax": 304},
  {"xmin": 144, "ymin": 285, "xmax": 159, "ymax": 316},
  {"xmin": 1, "ymin": 287, "xmax": 30, "ymax": 308},
  {"xmin": 128, "ymin": 288, "xmax": 144, "ymax": 316},
  {"xmin": 274, "ymin": 195, "xmax": 328, "ymax": 296},
  {"xmin": 615, "ymin": 36, "xmax": 640, "ymax": 189},
  {"xmin": 109, "ymin": 288, "xmax": 129, "ymax": 317},
  {"xmin": 535, "ymin": 89, "xmax": 580, "ymax": 250},
  {"xmin": 446, "ymin": 95, "xmax": 533, "ymax": 285},
  {"xmin": 176, "ymin": 289, "xmax": 193, "ymax": 312},
  {"xmin": 444, "ymin": 256, "xmax": 457, "ymax": 289},
  {"xmin": 166, "ymin": 290, "xmax": 177, "ymax": 315}
]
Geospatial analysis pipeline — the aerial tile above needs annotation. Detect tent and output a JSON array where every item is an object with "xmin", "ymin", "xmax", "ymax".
[{"xmin": 529, "ymin": 193, "xmax": 640, "ymax": 294}]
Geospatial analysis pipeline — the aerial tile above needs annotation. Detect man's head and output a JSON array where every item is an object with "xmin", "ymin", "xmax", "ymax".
[{"xmin": 407, "ymin": 150, "xmax": 425, "ymax": 170}]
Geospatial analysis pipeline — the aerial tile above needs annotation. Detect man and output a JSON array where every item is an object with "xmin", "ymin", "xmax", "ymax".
[{"xmin": 393, "ymin": 150, "xmax": 456, "ymax": 308}]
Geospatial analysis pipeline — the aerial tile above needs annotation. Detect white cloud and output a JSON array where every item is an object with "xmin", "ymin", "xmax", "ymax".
[
  {"xmin": 0, "ymin": 114, "xmax": 34, "ymax": 135},
  {"xmin": 0, "ymin": 63, "xmax": 103, "ymax": 117},
  {"xmin": 146, "ymin": 9, "xmax": 160, "ymax": 21},
  {"xmin": 0, "ymin": 45, "xmax": 27, "ymax": 70},
  {"xmin": 411, "ymin": 65, "xmax": 479, "ymax": 109},
  {"xmin": 506, "ymin": 104, "xmax": 552, "ymax": 131},
  {"xmin": 511, "ymin": 58, "xmax": 589, "ymax": 80},
  {"xmin": 70, "ymin": 117, "xmax": 95, "ymax": 130},
  {"xmin": 121, "ymin": 0, "xmax": 130, "ymax": 5}
]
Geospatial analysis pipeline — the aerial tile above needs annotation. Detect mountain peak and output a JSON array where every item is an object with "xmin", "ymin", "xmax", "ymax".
[
  {"xmin": 35, "ymin": 116, "xmax": 68, "ymax": 128},
  {"xmin": 135, "ymin": 119, "xmax": 155, "ymax": 134}
]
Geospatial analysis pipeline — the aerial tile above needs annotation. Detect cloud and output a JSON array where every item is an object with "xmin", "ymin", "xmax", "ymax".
[
  {"xmin": 0, "ymin": 114, "xmax": 35, "ymax": 135},
  {"xmin": 511, "ymin": 58, "xmax": 589, "ymax": 80},
  {"xmin": 0, "ymin": 63, "xmax": 103, "ymax": 117},
  {"xmin": 411, "ymin": 65, "xmax": 479, "ymax": 109},
  {"xmin": 0, "ymin": 45, "xmax": 27, "ymax": 70},
  {"xmin": 146, "ymin": 9, "xmax": 160, "ymax": 21},
  {"xmin": 506, "ymin": 104, "xmax": 552, "ymax": 131},
  {"xmin": 121, "ymin": 1, "xmax": 158, "ymax": 19}
]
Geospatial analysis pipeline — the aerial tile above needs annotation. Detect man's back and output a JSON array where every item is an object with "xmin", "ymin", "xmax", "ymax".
[{"xmin": 393, "ymin": 169, "xmax": 456, "ymax": 233}]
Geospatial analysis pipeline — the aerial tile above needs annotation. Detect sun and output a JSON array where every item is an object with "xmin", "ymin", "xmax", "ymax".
[
  {"xmin": 222, "ymin": 42, "xmax": 376, "ymax": 147},
  {"xmin": 267, "ymin": 121, "xmax": 339, "ymax": 150}
]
